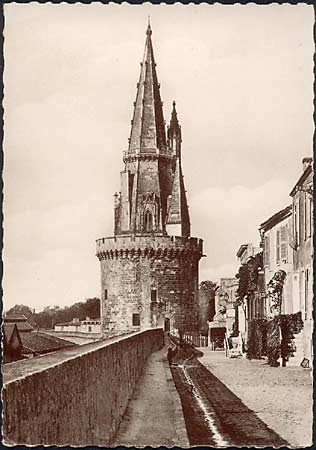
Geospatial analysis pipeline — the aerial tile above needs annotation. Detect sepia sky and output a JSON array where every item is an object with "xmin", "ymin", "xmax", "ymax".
[{"xmin": 3, "ymin": 3, "xmax": 314, "ymax": 311}]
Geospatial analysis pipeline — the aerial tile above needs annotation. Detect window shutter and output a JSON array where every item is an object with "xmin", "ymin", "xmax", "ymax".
[
  {"xmin": 276, "ymin": 230, "xmax": 280, "ymax": 263},
  {"xmin": 297, "ymin": 200, "xmax": 300, "ymax": 244},
  {"xmin": 304, "ymin": 194, "xmax": 307, "ymax": 240},
  {"xmin": 264, "ymin": 235, "xmax": 270, "ymax": 267},
  {"xmin": 280, "ymin": 226, "xmax": 288, "ymax": 262},
  {"xmin": 309, "ymin": 197, "xmax": 313, "ymax": 238}
]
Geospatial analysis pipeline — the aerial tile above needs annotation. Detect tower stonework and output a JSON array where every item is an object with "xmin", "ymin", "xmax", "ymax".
[{"xmin": 96, "ymin": 24, "xmax": 203, "ymax": 338}]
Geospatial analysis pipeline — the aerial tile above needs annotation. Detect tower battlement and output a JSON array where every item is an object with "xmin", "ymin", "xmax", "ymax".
[{"xmin": 96, "ymin": 235, "xmax": 203, "ymax": 261}]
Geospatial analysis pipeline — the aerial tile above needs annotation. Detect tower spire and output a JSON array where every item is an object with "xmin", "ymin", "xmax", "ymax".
[
  {"xmin": 128, "ymin": 22, "xmax": 166, "ymax": 155},
  {"xmin": 168, "ymin": 100, "xmax": 182, "ymax": 158}
]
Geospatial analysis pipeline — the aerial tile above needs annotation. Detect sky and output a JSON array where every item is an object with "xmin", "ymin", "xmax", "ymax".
[{"xmin": 3, "ymin": 3, "xmax": 314, "ymax": 311}]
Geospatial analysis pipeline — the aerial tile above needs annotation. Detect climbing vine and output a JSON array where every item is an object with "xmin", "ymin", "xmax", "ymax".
[
  {"xmin": 236, "ymin": 253, "xmax": 263, "ymax": 306},
  {"xmin": 247, "ymin": 312, "xmax": 304, "ymax": 366},
  {"xmin": 246, "ymin": 318, "xmax": 268, "ymax": 360},
  {"xmin": 267, "ymin": 270, "xmax": 287, "ymax": 315}
]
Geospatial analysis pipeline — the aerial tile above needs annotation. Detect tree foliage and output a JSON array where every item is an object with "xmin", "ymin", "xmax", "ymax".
[
  {"xmin": 6, "ymin": 298, "xmax": 100, "ymax": 330},
  {"xmin": 247, "ymin": 312, "xmax": 304, "ymax": 367},
  {"xmin": 198, "ymin": 280, "xmax": 217, "ymax": 334},
  {"xmin": 267, "ymin": 270, "xmax": 286, "ymax": 315},
  {"xmin": 235, "ymin": 253, "xmax": 263, "ymax": 305}
]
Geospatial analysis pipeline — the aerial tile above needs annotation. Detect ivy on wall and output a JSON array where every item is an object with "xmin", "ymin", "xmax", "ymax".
[
  {"xmin": 267, "ymin": 270, "xmax": 287, "ymax": 315},
  {"xmin": 246, "ymin": 318, "xmax": 268, "ymax": 360},
  {"xmin": 236, "ymin": 253, "xmax": 263, "ymax": 306},
  {"xmin": 247, "ymin": 312, "xmax": 304, "ymax": 367}
]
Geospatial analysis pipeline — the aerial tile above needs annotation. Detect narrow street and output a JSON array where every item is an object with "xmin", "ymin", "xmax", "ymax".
[
  {"xmin": 111, "ymin": 338, "xmax": 311, "ymax": 448},
  {"xmin": 170, "ymin": 344, "xmax": 289, "ymax": 447}
]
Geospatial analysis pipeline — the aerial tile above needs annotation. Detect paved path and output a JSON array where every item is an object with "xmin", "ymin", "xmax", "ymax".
[
  {"xmin": 198, "ymin": 348, "xmax": 313, "ymax": 447},
  {"xmin": 113, "ymin": 344, "xmax": 189, "ymax": 448}
]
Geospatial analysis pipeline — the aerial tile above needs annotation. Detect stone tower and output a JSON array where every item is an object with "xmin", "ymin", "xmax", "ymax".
[{"xmin": 96, "ymin": 23, "xmax": 203, "ymax": 338}]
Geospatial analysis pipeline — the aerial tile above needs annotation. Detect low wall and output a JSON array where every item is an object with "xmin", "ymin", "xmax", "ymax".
[{"xmin": 3, "ymin": 328, "xmax": 164, "ymax": 446}]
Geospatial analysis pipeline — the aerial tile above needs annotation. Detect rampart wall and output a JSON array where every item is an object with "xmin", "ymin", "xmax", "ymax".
[{"xmin": 3, "ymin": 329, "xmax": 164, "ymax": 446}]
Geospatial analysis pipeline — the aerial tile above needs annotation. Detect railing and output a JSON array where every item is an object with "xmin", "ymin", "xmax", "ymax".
[{"xmin": 182, "ymin": 333, "xmax": 208, "ymax": 347}]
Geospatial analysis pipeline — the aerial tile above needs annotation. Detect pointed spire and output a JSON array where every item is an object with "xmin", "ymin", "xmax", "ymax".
[
  {"xmin": 168, "ymin": 101, "xmax": 182, "ymax": 158},
  {"xmin": 128, "ymin": 23, "xmax": 166, "ymax": 155},
  {"xmin": 147, "ymin": 15, "xmax": 152, "ymax": 35},
  {"xmin": 166, "ymin": 158, "xmax": 190, "ymax": 237},
  {"xmin": 169, "ymin": 101, "xmax": 181, "ymax": 134}
]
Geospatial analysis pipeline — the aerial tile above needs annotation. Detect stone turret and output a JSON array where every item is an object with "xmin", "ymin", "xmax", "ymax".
[{"xmin": 97, "ymin": 24, "xmax": 204, "ymax": 338}]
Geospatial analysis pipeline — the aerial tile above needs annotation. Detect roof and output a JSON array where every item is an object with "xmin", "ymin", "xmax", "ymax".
[
  {"xmin": 290, "ymin": 162, "xmax": 313, "ymax": 197},
  {"xmin": 20, "ymin": 332, "xmax": 77, "ymax": 355},
  {"xmin": 3, "ymin": 323, "xmax": 22, "ymax": 346},
  {"xmin": 128, "ymin": 23, "xmax": 167, "ymax": 155},
  {"xmin": 166, "ymin": 155, "xmax": 190, "ymax": 235},
  {"xmin": 259, "ymin": 205, "xmax": 292, "ymax": 232},
  {"xmin": 55, "ymin": 321, "xmax": 81, "ymax": 327},
  {"xmin": 4, "ymin": 314, "xmax": 28, "ymax": 322},
  {"xmin": 4, "ymin": 315, "xmax": 34, "ymax": 332}
]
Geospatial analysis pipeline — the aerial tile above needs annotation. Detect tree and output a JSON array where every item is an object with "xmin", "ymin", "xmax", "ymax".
[
  {"xmin": 198, "ymin": 281, "xmax": 217, "ymax": 334},
  {"xmin": 6, "ymin": 304, "xmax": 36, "ymax": 326}
]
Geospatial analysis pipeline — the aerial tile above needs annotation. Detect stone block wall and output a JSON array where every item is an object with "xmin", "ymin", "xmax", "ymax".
[
  {"xmin": 3, "ymin": 329, "xmax": 164, "ymax": 446},
  {"xmin": 97, "ymin": 235, "xmax": 202, "ymax": 337}
]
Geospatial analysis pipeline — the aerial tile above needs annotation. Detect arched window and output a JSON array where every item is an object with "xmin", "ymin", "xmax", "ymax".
[{"xmin": 144, "ymin": 210, "xmax": 153, "ymax": 232}]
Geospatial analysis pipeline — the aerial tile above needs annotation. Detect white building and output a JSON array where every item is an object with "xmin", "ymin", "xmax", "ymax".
[
  {"xmin": 54, "ymin": 317, "xmax": 101, "ymax": 335},
  {"xmin": 259, "ymin": 205, "xmax": 294, "ymax": 316}
]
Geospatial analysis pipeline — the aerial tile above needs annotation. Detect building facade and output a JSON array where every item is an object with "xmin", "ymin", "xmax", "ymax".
[
  {"xmin": 290, "ymin": 157, "xmax": 313, "ymax": 363},
  {"xmin": 55, "ymin": 317, "xmax": 101, "ymax": 335},
  {"xmin": 235, "ymin": 243, "xmax": 264, "ymax": 331},
  {"xmin": 259, "ymin": 205, "xmax": 294, "ymax": 315},
  {"xmin": 208, "ymin": 278, "xmax": 238, "ymax": 347},
  {"xmin": 96, "ymin": 24, "xmax": 203, "ymax": 338}
]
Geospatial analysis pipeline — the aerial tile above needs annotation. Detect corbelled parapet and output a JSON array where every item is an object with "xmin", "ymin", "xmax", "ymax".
[{"xmin": 96, "ymin": 235, "xmax": 203, "ymax": 261}]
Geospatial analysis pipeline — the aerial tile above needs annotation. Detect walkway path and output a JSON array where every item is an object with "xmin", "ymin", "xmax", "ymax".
[
  {"xmin": 198, "ymin": 348, "xmax": 313, "ymax": 447},
  {"xmin": 113, "ymin": 344, "xmax": 189, "ymax": 448}
]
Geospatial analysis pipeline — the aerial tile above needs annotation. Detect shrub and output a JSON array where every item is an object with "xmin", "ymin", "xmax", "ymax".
[
  {"xmin": 247, "ymin": 318, "xmax": 268, "ymax": 360},
  {"xmin": 266, "ymin": 318, "xmax": 281, "ymax": 367}
]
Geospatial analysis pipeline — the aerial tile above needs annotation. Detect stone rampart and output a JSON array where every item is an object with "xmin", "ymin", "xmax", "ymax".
[{"xmin": 3, "ymin": 328, "xmax": 164, "ymax": 446}]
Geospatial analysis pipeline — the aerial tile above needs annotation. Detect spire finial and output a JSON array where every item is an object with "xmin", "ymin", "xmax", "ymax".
[
  {"xmin": 147, "ymin": 16, "xmax": 152, "ymax": 35},
  {"xmin": 172, "ymin": 100, "xmax": 176, "ymax": 109}
]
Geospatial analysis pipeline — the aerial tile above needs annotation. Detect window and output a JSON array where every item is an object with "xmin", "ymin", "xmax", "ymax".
[
  {"xmin": 305, "ymin": 194, "xmax": 312, "ymax": 239},
  {"xmin": 88, "ymin": 326, "xmax": 92, "ymax": 332},
  {"xmin": 305, "ymin": 269, "xmax": 309, "ymax": 320},
  {"xmin": 151, "ymin": 289, "xmax": 157, "ymax": 303},
  {"xmin": 144, "ymin": 211, "xmax": 153, "ymax": 232},
  {"xmin": 297, "ymin": 200, "xmax": 300, "ymax": 245},
  {"xmin": 294, "ymin": 201, "xmax": 300, "ymax": 245},
  {"xmin": 132, "ymin": 313, "xmax": 140, "ymax": 326},
  {"xmin": 264, "ymin": 235, "xmax": 270, "ymax": 267},
  {"xmin": 280, "ymin": 226, "xmax": 288, "ymax": 262},
  {"xmin": 104, "ymin": 289, "xmax": 108, "ymax": 300},
  {"xmin": 309, "ymin": 197, "xmax": 313, "ymax": 238},
  {"xmin": 276, "ymin": 230, "xmax": 280, "ymax": 263}
]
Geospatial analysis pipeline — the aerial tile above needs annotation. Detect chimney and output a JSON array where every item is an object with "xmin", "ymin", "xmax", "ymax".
[{"xmin": 302, "ymin": 157, "xmax": 312, "ymax": 172}]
